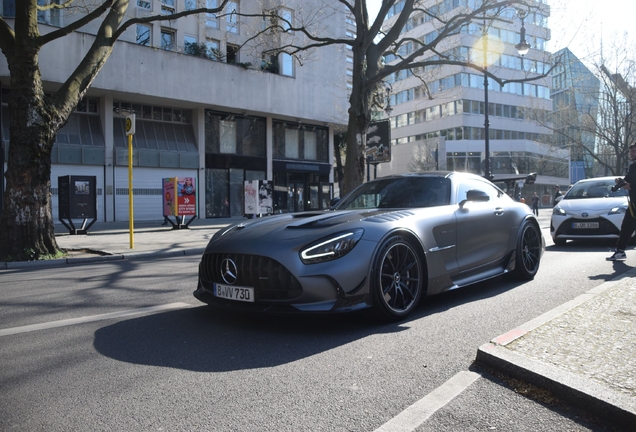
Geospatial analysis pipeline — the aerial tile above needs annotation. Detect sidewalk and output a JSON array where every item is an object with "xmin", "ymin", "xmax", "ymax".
[
  {"xmin": 2, "ymin": 213, "xmax": 634, "ymax": 428},
  {"xmin": 477, "ymin": 269, "xmax": 636, "ymax": 429},
  {"xmin": 1, "ymin": 217, "xmax": 241, "ymax": 269}
]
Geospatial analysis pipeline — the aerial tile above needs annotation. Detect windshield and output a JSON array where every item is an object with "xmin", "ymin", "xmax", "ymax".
[
  {"xmin": 564, "ymin": 180, "xmax": 627, "ymax": 199},
  {"xmin": 334, "ymin": 177, "xmax": 451, "ymax": 210}
]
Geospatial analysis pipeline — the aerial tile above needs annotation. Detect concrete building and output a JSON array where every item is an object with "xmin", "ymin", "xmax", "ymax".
[
  {"xmin": 374, "ymin": 0, "xmax": 569, "ymax": 205},
  {"xmin": 0, "ymin": 0, "xmax": 350, "ymax": 221}
]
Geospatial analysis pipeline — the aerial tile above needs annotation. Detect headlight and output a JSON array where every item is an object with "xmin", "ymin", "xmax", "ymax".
[
  {"xmin": 609, "ymin": 204, "xmax": 628, "ymax": 215},
  {"xmin": 552, "ymin": 206, "xmax": 566, "ymax": 216},
  {"xmin": 300, "ymin": 229, "xmax": 364, "ymax": 264}
]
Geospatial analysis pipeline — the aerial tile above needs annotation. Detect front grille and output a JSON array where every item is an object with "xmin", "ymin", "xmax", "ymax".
[
  {"xmin": 556, "ymin": 217, "xmax": 619, "ymax": 236},
  {"xmin": 199, "ymin": 253, "xmax": 302, "ymax": 301}
]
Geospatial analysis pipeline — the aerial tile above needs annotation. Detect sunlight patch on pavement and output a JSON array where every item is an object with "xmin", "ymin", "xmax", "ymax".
[{"xmin": 0, "ymin": 302, "xmax": 196, "ymax": 337}]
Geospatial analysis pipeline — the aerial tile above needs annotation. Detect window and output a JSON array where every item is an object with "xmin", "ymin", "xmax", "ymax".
[
  {"xmin": 285, "ymin": 129, "xmax": 299, "ymax": 159},
  {"xmin": 261, "ymin": 54, "xmax": 279, "ymax": 73},
  {"xmin": 205, "ymin": 111, "xmax": 266, "ymax": 157},
  {"xmin": 2, "ymin": 0, "xmax": 15, "ymax": 17},
  {"xmin": 220, "ymin": 121, "xmax": 237, "ymax": 153},
  {"xmin": 226, "ymin": 0, "xmax": 239, "ymax": 33},
  {"xmin": 280, "ymin": 53, "xmax": 293, "ymax": 77},
  {"xmin": 136, "ymin": 24, "xmax": 151, "ymax": 46},
  {"xmin": 278, "ymin": 7, "xmax": 293, "ymax": 31},
  {"xmin": 161, "ymin": 29, "xmax": 176, "ymax": 51},
  {"xmin": 304, "ymin": 131, "xmax": 317, "ymax": 160},
  {"xmin": 184, "ymin": 0, "xmax": 196, "ymax": 10},
  {"xmin": 226, "ymin": 44, "xmax": 239, "ymax": 64},
  {"xmin": 206, "ymin": 38, "xmax": 220, "ymax": 60},
  {"xmin": 137, "ymin": 0, "xmax": 151, "ymax": 9},
  {"xmin": 184, "ymin": 35, "xmax": 198, "ymax": 55},
  {"xmin": 161, "ymin": 0, "xmax": 175, "ymax": 14},
  {"xmin": 206, "ymin": 0, "xmax": 218, "ymax": 28}
]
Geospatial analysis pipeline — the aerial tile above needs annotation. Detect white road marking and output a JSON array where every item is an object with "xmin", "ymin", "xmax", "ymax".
[
  {"xmin": 374, "ymin": 370, "xmax": 481, "ymax": 432},
  {"xmin": 0, "ymin": 302, "xmax": 196, "ymax": 337}
]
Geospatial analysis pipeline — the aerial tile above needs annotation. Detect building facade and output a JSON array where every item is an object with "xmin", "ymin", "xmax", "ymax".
[
  {"xmin": 374, "ymin": 0, "xmax": 569, "ymax": 205},
  {"xmin": 551, "ymin": 48, "xmax": 600, "ymax": 182},
  {"xmin": 0, "ymin": 0, "xmax": 350, "ymax": 221}
]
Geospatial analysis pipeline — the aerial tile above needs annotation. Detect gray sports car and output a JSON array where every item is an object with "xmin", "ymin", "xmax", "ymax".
[{"xmin": 194, "ymin": 171, "xmax": 544, "ymax": 321}]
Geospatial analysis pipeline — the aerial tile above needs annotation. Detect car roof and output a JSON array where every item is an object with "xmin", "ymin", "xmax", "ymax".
[
  {"xmin": 573, "ymin": 176, "xmax": 616, "ymax": 184},
  {"xmin": 377, "ymin": 171, "xmax": 484, "ymax": 181}
]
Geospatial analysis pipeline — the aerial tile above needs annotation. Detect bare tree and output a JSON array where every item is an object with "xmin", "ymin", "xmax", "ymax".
[
  {"xmin": 0, "ymin": 0, "xmax": 232, "ymax": 261},
  {"xmin": 246, "ymin": 0, "xmax": 554, "ymax": 196},
  {"xmin": 0, "ymin": 0, "xmax": 552, "ymax": 260}
]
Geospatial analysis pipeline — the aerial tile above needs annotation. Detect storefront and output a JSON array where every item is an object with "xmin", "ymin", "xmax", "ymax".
[{"xmin": 204, "ymin": 111, "xmax": 334, "ymax": 217}]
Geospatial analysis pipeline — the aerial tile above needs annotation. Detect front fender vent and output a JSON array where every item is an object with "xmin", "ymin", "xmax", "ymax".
[{"xmin": 364, "ymin": 210, "xmax": 415, "ymax": 223}]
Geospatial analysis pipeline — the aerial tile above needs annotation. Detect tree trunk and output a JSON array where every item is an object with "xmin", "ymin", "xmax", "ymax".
[
  {"xmin": 342, "ymin": 112, "xmax": 367, "ymax": 196},
  {"xmin": 0, "ymin": 29, "xmax": 61, "ymax": 261}
]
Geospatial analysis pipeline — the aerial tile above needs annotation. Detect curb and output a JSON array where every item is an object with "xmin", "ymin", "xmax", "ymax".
[
  {"xmin": 476, "ymin": 268, "xmax": 636, "ymax": 429},
  {"xmin": 2, "ymin": 247, "xmax": 207, "ymax": 270}
]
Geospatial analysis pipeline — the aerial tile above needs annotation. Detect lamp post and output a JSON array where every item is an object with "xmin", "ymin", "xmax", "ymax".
[{"xmin": 482, "ymin": 9, "xmax": 531, "ymax": 180}]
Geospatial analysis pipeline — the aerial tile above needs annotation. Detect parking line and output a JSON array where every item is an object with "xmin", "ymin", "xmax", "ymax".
[
  {"xmin": 374, "ymin": 371, "xmax": 481, "ymax": 432},
  {"xmin": 0, "ymin": 302, "xmax": 196, "ymax": 337}
]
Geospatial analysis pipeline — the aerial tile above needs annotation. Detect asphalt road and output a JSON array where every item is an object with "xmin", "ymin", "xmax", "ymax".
[{"xmin": 0, "ymin": 231, "xmax": 629, "ymax": 431}]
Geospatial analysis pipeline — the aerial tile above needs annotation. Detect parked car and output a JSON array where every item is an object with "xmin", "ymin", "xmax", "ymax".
[
  {"xmin": 194, "ymin": 172, "xmax": 544, "ymax": 321},
  {"xmin": 551, "ymin": 176, "xmax": 629, "ymax": 246}
]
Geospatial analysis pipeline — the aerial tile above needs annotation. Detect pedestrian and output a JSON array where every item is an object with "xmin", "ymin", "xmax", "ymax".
[
  {"xmin": 607, "ymin": 143, "xmax": 636, "ymax": 261},
  {"xmin": 553, "ymin": 185, "xmax": 562, "ymax": 206},
  {"xmin": 531, "ymin": 192, "xmax": 539, "ymax": 216}
]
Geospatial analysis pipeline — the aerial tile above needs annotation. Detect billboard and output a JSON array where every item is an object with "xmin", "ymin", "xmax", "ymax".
[
  {"xmin": 163, "ymin": 177, "xmax": 197, "ymax": 217},
  {"xmin": 244, "ymin": 180, "xmax": 273, "ymax": 215},
  {"xmin": 365, "ymin": 120, "xmax": 391, "ymax": 163},
  {"xmin": 58, "ymin": 175, "xmax": 97, "ymax": 219}
]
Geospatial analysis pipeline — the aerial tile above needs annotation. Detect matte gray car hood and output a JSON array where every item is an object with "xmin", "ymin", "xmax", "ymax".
[{"xmin": 209, "ymin": 209, "xmax": 414, "ymax": 245}]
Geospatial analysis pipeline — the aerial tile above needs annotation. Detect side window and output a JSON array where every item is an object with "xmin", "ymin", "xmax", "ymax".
[{"xmin": 457, "ymin": 179, "xmax": 502, "ymax": 203}]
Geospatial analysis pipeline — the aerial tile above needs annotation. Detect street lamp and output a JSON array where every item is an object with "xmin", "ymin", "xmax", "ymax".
[{"xmin": 482, "ymin": 9, "xmax": 531, "ymax": 180}]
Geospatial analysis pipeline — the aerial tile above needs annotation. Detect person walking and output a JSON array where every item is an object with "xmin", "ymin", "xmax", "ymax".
[
  {"xmin": 531, "ymin": 192, "xmax": 539, "ymax": 216},
  {"xmin": 607, "ymin": 143, "xmax": 636, "ymax": 261},
  {"xmin": 553, "ymin": 185, "xmax": 562, "ymax": 206}
]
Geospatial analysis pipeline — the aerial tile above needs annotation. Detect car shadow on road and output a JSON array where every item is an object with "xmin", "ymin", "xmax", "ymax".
[
  {"xmin": 94, "ymin": 306, "xmax": 404, "ymax": 372},
  {"xmin": 93, "ymin": 276, "xmax": 519, "ymax": 372}
]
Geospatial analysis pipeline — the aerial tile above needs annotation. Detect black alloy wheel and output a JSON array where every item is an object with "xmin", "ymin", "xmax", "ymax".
[
  {"xmin": 372, "ymin": 236, "xmax": 423, "ymax": 321},
  {"xmin": 514, "ymin": 221, "xmax": 542, "ymax": 279}
]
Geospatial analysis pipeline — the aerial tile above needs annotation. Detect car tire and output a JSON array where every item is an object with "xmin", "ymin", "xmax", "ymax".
[
  {"xmin": 513, "ymin": 221, "xmax": 542, "ymax": 280},
  {"xmin": 371, "ymin": 235, "xmax": 423, "ymax": 321}
]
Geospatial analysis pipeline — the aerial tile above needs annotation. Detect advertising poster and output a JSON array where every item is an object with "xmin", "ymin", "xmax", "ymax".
[
  {"xmin": 162, "ymin": 178, "xmax": 176, "ymax": 216},
  {"xmin": 177, "ymin": 177, "xmax": 197, "ymax": 216},
  {"xmin": 258, "ymin": 181, "xmax": 273, "ymax": 214},
  {"xmin": 244, "ymin": 180, "xmax": 258, "ymax": 215}
]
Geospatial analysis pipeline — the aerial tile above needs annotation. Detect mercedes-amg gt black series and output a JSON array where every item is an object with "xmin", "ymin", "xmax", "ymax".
[{"xmin": 194, "ymin": 172, "xmax": 544, "ymax": 321}]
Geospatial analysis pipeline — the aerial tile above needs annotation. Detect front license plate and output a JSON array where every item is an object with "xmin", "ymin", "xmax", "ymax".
[
  {"xmin": 572, "ymin": 222, "xmax": 599, "ymax": 229},
  {"xmin": 214, "ymin": 283, "xmax": 255, "ymax": 303}
]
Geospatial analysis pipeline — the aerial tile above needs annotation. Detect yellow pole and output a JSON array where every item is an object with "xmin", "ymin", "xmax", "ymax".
[{"xmin": 128, "ymin": 133, "xmax": 134, "ymax": 249}]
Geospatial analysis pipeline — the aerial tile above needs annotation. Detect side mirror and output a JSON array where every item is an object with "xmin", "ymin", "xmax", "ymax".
[
  {"xmin": 459, "ymin": 189, "xmax": 490, "ymax": 207},
  {"xmin": 329, "ymin": 197, "xmax": 341, "ymax": 208}
]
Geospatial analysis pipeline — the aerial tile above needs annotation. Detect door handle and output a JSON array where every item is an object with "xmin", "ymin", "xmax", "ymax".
[{"xmin": 494, "ymin": 207, "xmax": 504, "ymax": 216}]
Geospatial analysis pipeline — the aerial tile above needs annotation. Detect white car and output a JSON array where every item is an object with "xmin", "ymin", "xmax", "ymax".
[{"xmin": 551, "ymin": 177, "xmax": 629, "ymax": 246}]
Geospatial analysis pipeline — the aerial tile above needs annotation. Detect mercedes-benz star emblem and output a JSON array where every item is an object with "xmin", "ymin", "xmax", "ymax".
[{"xmin": 220, "ymin": 258, "xmax": 238, "ymax": 285}]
